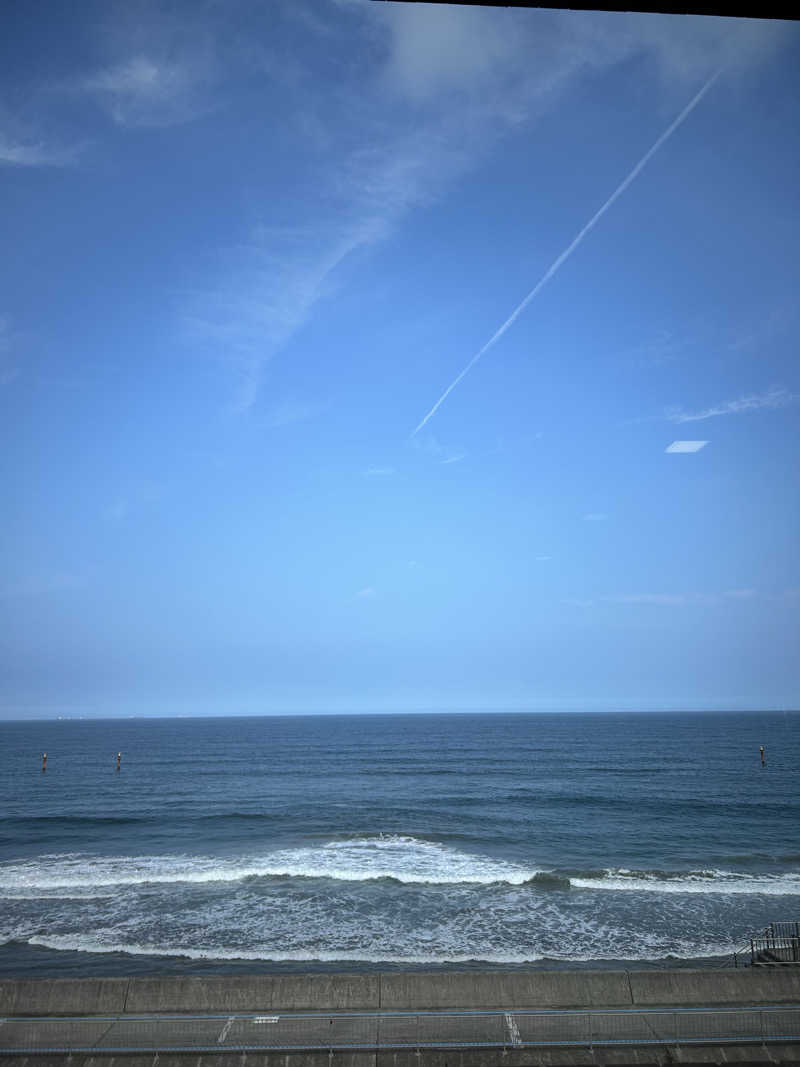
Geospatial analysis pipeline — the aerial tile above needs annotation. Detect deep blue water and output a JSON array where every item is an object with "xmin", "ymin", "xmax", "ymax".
[{"xmin": 1, "ymin": 711, "xmax": 798, "ymax": 976}]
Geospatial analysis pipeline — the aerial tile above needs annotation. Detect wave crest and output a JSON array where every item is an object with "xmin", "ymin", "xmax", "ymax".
[
  {"xmin": 2, "ymin": 838, "xmax": 799, "ymax": 896},
  {"xmin": 0, "ymin": 836, "xmax": 535, "ymax": 891}
]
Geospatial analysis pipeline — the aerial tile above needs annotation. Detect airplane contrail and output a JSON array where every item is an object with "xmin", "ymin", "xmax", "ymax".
[{"xmin": 412, "ymin": 70, "xmax": 723, "ymax": 437}]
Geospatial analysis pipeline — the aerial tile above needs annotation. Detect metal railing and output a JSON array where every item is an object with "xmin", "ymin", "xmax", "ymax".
[
  {"xmin": 732, "ymin": 920, "xmax": 800, "ymax": 968},
  {"xmin": 2, "ymin": 1006, "xmax": 800, "ymax": 1054},
  {"xmin": 771, "ymin": 922, "xmax": 800, "ymax": 940}
]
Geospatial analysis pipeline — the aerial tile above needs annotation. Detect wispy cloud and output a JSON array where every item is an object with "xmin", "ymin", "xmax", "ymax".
[
  {"xmin": 364, "ymin": 466, "xmax": 395, "ymax": 476},
  {"xmin": 412, "ymin": 435, "xmax": 466, "ymax": 465},
  {"xmin": 0, "ymin": 132, "xmax": 80, "ymax": 167},
  {"xmin": 411, "ymin": 69, "xmax": 722, "ymax": 434},
  {"xmin": 183, "ymin": 219, "xmax": 381, "ymax": 412},
  {"xmin": 81, "ymin": 54, "xmax": 216, "ymax": 127},
  {"xmin": 666, "ymin": 386, "xmax": 797, "ymax": 423},
  {"xmin": 582, "ymin": 512, "xmax": 608, "ymax": 522},
  {"xmin": 605, "ymin": 592, "xmax": 694, "ymax": 606},
  {"xmin": 74, "ymin": 1, "xmax": 227, "ymax": 129},
  {"xmin": 27, "ymin": 2, "xmax": 774, "ymax": 412},
  {"xmin": 177, "ymin": 7, "xmax": 781, "ymax": 412},
  {"xmin": 356, "ymin": 586, "xmax": 376, "ymax": 599},
  {"xmin": 665, "ymin": 440, "xmax": 708, "ymax": 453}
]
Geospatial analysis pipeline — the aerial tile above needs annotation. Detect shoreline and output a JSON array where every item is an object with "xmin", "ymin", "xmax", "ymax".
[{"xmin": 0, "ymin": 941, "xmax": 732, "ymax": 979}]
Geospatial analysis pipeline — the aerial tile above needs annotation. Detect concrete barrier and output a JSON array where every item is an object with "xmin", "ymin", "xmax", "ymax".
[
  {"xmin": 379, "ymin": 971, "xmax": 632, "ymax": 1010},
  {"xmin": 88, "ymin": 1057, "xmax": 376, "ymax": 1067},
  {"xmin": 0, "ymin": 978, "xmax": 129, "ymax": 1016},
  {"xmin": 4, "ymin": 969, "xmax": 800, "ymax": 1018},
  {"xmin": 125, "ymin": 974, "xmax": 380, "ymax": 1013},
  {"xmin": 628, "ymin": 969, "xmax": 800, "ymax": 1007}
]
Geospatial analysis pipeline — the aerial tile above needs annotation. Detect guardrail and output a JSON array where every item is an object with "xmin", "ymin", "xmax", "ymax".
[
  {"xmin": 732, "ymin": 920, "xmax": 800, "ymax": 968},
  {"xmin": 2, "ymin": 1006, "xmax": 800, "ymax": 1054},
  {"xmin": 771, "ymin": 923, "xmax": 800, "ymax": 940}
]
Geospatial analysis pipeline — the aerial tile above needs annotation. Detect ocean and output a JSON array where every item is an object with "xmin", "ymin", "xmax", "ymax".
[{"xmin": 1, "ymin": 711, "xmax": 798, "ymax": 977}]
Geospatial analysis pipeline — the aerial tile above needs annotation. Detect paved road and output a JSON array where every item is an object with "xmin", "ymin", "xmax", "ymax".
[{"xmin": 2, "ymin": 1006, "xmax": 800, "ymax": 1053}]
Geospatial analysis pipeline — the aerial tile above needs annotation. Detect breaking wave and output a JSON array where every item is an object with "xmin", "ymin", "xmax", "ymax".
[
  {"xmin": 2, "ymin": 836, "xmax": 800, "ymax": 896},
  {"xmin": 11, "ymin": 929, "xmax": 736, "ymax": 966},
  {"xmin": 0, "ymin": 836, "xmax": 534, "ymax": 891},
  {"xmin": 568, "ymin": 868, "xmax": 800, "ymax": 895}
]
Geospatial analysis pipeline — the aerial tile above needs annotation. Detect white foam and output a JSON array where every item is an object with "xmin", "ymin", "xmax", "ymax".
[
  {"xmin": 2, "ymin": 873, "xmax": 751, "ymax": 966},
  {"xmin": 23, "ymin": 933, "xmax": 736, "ymax": 965},
  {"xmin": 3, "ymin": 841, "xmax": 798, "ymax": 897},
  {"xmin": 571, "ymin": 869, "xmax": 800, "ymax": 895},
  {"xmin": 0, "ymin": 837, "xmax": 535, "ymax": 891}
]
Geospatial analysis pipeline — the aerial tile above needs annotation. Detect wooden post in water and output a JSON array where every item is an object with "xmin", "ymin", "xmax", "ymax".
[
  {"xmin": 42, "ymin": 752, "xmax": 47, "ymax": 772},
  {"xmin": 117, "ymin": 752, "xmax": 121, "ymax": 771},
  {"xmin": 760, "ymin": 745, "xmax": 766, "ymax": 765}
]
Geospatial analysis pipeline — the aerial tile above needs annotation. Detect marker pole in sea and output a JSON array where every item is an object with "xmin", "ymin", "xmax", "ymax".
[
  {"xmin": 760, "ymin": 746, "xmax": 766, "ymax": 766},
  {"xmin": 42, "ymin": 752, "xmax": 46, "ymax": 772},
  {"xmin": 117, "ymin": 752, "xmax": 121, "ymax": 771}
]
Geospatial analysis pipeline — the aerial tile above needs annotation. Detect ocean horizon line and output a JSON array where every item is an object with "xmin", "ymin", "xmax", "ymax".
[{"xmin": 1, "ymin": 706, "xmax": 799, "ymax": 724}]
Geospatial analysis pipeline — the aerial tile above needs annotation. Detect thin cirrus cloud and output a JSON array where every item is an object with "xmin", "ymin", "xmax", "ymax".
[
  {"xmin": 665, "ymin": 386, "xmax": 797, "ymax": 423},
  {"xmin": 80, "ymin": 55, "xmax": 217, "ymax": 128},
  {"xmin": 605, "ymin": 593, "xmax": 697, "ymax": 606},
  {"xmin": 76, "ymin": 0, "xmax": 224, "ymax": 130},
  {"xmin": 175, "ymin": 6, "xmax": 781, "ymax": 412},
  {"xmin": 665, "ymin": 440, "xmax": 708, "ymax": 453},
  {"xmin": 412, "ymin": 435, "xmax": 466, "ymax": 465},
  {"xmin": 0, "ymin": 131, "xmax": 79, "ymax": 168},
  {"xmin": 12, "ymin": 3, "xmax": 781, "ymax": 412}
]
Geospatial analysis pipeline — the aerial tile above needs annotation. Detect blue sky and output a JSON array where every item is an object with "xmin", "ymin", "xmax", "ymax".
[{"xmin": 1, "ymin": 2, "xmax": 798, "ymax": 718}]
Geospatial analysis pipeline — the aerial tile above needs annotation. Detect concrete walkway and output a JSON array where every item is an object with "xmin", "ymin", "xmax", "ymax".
[
  {"xmin": 2, "ymin": 969, "xmax": 800, "ymax": 1065},
  {"xmin": 2, "ymin": 1004, "xmax": 800, "ymax": 1054}
]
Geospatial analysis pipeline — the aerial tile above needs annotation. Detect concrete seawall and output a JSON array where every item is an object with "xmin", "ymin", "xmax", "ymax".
[{"xmin": 2, "ymin": 967, "xmax": 800, "ymax": 1015}]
